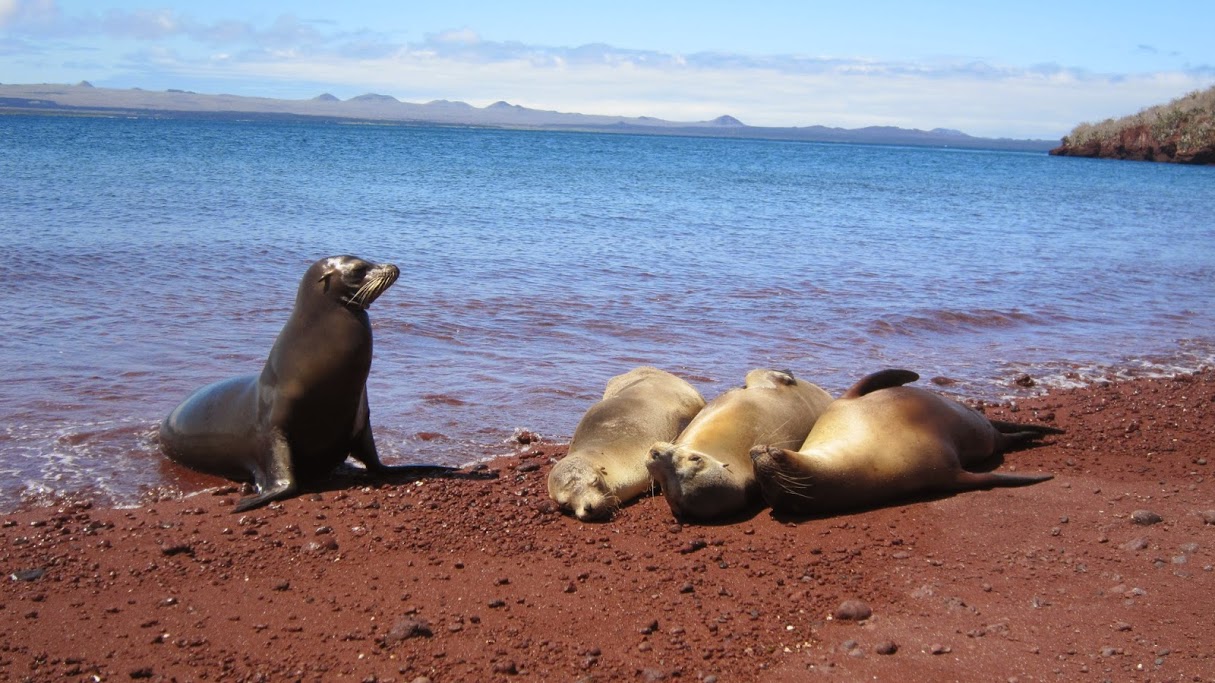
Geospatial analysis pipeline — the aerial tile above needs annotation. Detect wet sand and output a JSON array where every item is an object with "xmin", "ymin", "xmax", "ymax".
[{"xmin": 2, "ymin": 370, "xmax": 1213, "ymax": 682}]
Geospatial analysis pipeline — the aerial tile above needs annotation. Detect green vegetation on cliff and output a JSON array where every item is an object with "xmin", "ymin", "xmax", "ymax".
[{"xmin": 1051, "ymin": 86, "xmax": 1215, "ymax": 164}]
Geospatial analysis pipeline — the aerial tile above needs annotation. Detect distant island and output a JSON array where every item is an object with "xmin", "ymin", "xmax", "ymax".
[
  {"xmin": 0, "ymin": 82, "xmax": 1054, "ymax": 152},
  {"xmin": 1050, "ymin": 85, "xmax": 1215, "ymax": 164}
]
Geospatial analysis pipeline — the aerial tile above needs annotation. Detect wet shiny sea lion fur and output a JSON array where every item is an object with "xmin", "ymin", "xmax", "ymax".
[
  {"xmin": 547, "ymin": 366, "xmax": 706, "ymax": 521},
  {"xmin": 646, "ymin": 369, "xmax": 833, "ymax": 522},
  {"xmin": 159, "ymin": 255, "xmax": 453, "ymax": 512},
  {"xmin": 751, "ymin": 369, "xmax": 1060, "ymax": 516}
]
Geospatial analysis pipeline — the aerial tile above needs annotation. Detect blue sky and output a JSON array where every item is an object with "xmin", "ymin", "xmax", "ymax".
[{"xmin": 2, "ymin": 0, "xmax": 1213, "ymax": 138}]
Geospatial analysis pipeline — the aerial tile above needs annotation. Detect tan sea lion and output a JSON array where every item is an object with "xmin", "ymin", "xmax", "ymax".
[
  {"xmin": 750, "ymin": 369, "xmax": 1060, "ymax": 515},
  {"xmin": 646, "ymin": 369, "xmax": 833, "ymax": 521},
  {"xmin": 160, "ymin": 255, "xmax": 452, "ymax": 512},
  {"xmin": 547, "ymin": 366, "xmax": 705, "ymax": 521}
]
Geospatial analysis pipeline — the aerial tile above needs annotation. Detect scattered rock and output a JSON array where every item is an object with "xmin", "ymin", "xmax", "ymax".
[
  {"xmin": 679, "ymin": 539, "xmax": 708, "ymax": 554},
  {"xmin": 833, "ymin": 599, "xmax": 872, "ymax": 621},
  {"xmin": 511, "ymin": 429, "xmax": 540, "ymax": 445},
  {"xmin": 875, "ymin": 641, "xmax": 898, "ymax": 655},
  {"xmin": 382, "ymin": 618, "xmax": 433, "ymax": 645},
  {"xmin": 10, "ymin": 568, "xmax": 45, "ymax": 582},
  {"xmin": 1121, "ymin": 537, "xmax": 1150, "ymax": 552},
  {"xmin": 1131, "ymin": 510, "xmax": 1163, "ymax": 526}
]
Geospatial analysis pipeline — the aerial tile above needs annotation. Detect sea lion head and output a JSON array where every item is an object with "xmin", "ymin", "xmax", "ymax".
[
  {"xmin": 547, "ymin": 458, "xmax": 617, "ymax": 521},
  {"xmin": 303, "ymin": 255, "xmax": 400, "ymax": 310},
  {"xmin": 646, "ymin": 441, "xmax": 749, "ymax": 521},
  {"xmin": 749, "ymin": 445, "xmax": 816, "ymax": 511}
]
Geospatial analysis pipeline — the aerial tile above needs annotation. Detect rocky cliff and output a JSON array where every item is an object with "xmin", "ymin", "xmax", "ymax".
[{"xmin": 1050, "ymin": 86, "xmax": 1215, "ymax": 164}]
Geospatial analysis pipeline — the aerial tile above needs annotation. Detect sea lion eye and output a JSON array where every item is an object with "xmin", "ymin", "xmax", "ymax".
[{"xmin": 689, "ymin": 455, "xmax": 702, "ymax": 463}]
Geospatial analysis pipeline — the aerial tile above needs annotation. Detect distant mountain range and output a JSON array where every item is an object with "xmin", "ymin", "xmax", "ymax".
[{"xmin": 0, "ymin": 82, "xmax": 1056, "ymax": 152}]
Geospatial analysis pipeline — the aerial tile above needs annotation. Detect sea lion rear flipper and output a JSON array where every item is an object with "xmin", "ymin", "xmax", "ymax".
[
  {"xmin": 951, "ymin": 470, "xmax": 1053, "ymax": 492},
  {"xmin": 990, "ymin": 420, "xmax": 1065, "ymax": 436},
  {"xmin": 843, "ymin": 369, "xmax": 920, "ymax": 399}
]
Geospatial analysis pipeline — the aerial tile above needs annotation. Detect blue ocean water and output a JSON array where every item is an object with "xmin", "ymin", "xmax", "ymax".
[{"xmin": 2, "ymin": 114, "xmax": 1213, "ymax": 510}]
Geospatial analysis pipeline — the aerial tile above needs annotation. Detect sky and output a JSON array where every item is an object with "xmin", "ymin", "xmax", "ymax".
[{"xmin": 2, "ymin": 0, "xmax": 1213, "ymax": 139}]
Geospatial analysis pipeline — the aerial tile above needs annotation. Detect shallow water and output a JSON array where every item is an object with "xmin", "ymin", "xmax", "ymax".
[{"xmin": 2, "ymin": 115, "xmax": 1213, "ymax": 510}]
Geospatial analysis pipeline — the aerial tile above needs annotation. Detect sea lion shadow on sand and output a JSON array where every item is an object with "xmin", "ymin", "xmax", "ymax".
[{"xmin": 298, "ymin": 462, "xmax": 497, "ymax": 493}]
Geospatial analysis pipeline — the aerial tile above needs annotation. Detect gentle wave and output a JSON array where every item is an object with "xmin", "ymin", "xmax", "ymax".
[
  {"xmin": 1, "ymin": 115, "xmax": 1213, "ymax": 511},
  {"xmin": 866, "ymin": 308, "xmax": 1075, "ymax": 337}
]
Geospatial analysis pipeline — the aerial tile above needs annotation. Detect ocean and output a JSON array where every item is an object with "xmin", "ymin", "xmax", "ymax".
[{"xmin": 2, "ymin": 114, "xmax": 1213, "ymax": 511}]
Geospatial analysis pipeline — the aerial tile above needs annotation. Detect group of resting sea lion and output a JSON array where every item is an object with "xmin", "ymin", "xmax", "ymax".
[
  {"xmin": 159, "ymin": 255, "xmax": 1061, "ymax": 521},
  {"xmin": 549, "ymin": 365, "xmax": 1060, "ymax": 523}
]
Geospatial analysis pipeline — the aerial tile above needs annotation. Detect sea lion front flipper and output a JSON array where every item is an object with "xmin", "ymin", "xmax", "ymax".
[
  {"xmin": 234, "ymin": 429, "xmax": 298, "ymax": 512},
  {"xmin": 842, "ymin": 369, "xmax": 920, "ymax": 399}
]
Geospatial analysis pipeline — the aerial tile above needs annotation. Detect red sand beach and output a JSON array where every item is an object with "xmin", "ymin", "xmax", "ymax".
[{"xmin": 2, "ymin": 370, "xmax": 1213, "ymax": 682}]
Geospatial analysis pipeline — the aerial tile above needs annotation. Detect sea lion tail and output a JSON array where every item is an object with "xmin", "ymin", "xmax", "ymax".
[{"xmin": 843, "ymin": 369, "xmax": 920, "ymax": 399}]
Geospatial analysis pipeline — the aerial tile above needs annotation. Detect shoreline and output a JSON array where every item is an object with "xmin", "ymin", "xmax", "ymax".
[{"xmin": 2, "ymin": 370, "xmax": 1213, "ymax": 681}]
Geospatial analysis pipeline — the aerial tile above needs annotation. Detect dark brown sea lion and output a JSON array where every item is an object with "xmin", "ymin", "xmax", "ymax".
[
  {"xmin": 547, "ymin": 366, "xmax": 705, "ymax": 521},
  {"xmin": 646, "ymin": 369, "xmax": 833, "ymax": 522},
  {"xmin": 751, "ymin": 369, "xmax": 1059, "ymax": 515},
  {"xmin": 160, "ymin": 255, "xmax": 450, "ymax": 511}
]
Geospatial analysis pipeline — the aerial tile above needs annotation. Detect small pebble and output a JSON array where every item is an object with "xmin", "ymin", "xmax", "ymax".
[
  {"xmin": 1121, "ymin": 537, "xmax": 1150, "ymax": 552},
  {"xmin": 1131, "ymin": 510, "xmax": 1163, "ymax": 526}
]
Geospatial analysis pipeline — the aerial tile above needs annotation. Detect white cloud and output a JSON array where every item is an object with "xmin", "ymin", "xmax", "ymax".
[
  {"xmin": 431, "ymin": 28, "xmax": 480, "ymax": 46},
  {"xmin": 4, "ymin": 5, "xmax": 1213, "ymax": 138},
  {"xmin": 0, "ymin": 0, "xmax": 57, "ymax": 28}
]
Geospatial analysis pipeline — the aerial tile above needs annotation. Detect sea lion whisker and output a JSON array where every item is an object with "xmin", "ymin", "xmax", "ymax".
[
  {"xmin": 769, "ymin": 469, "xmax": 816, "ymax": 499},
  {"xmin": 350, "ymin": 273, "xmax": 393, "ymax": 308}
]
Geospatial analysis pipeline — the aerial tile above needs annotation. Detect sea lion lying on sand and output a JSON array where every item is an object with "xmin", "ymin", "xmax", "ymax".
[
  {"xmin": 647, "ymin": 369, "xmax": 832, "ymax": 522},
  {"xmin": 751, "ymin": 369, "xmax": 1060, "ymax": 515},
  {"xmin": 548, "ymin": 366, "xmax": 705, "ymax": 521}
]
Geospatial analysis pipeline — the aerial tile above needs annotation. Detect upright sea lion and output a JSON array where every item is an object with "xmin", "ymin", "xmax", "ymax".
[
  {"xmin": 750, "ymin": 369, "xmax": 1060, "ymax": 515},
  {"xmin": 646, "ymin": 369, "xmax": 833, "ymax": 521},
  {"xmin": 160, "ymin": 255, "xmax": 450, "ymax": 512},
  {"xmin": 547, "ymin": 366, "xmax": 705, "ymax": 521}
]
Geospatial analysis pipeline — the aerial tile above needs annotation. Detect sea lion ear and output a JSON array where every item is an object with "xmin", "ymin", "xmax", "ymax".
[{"xmin": 317, "ymin": 267, "xmax": 338, "ymax": 293}]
